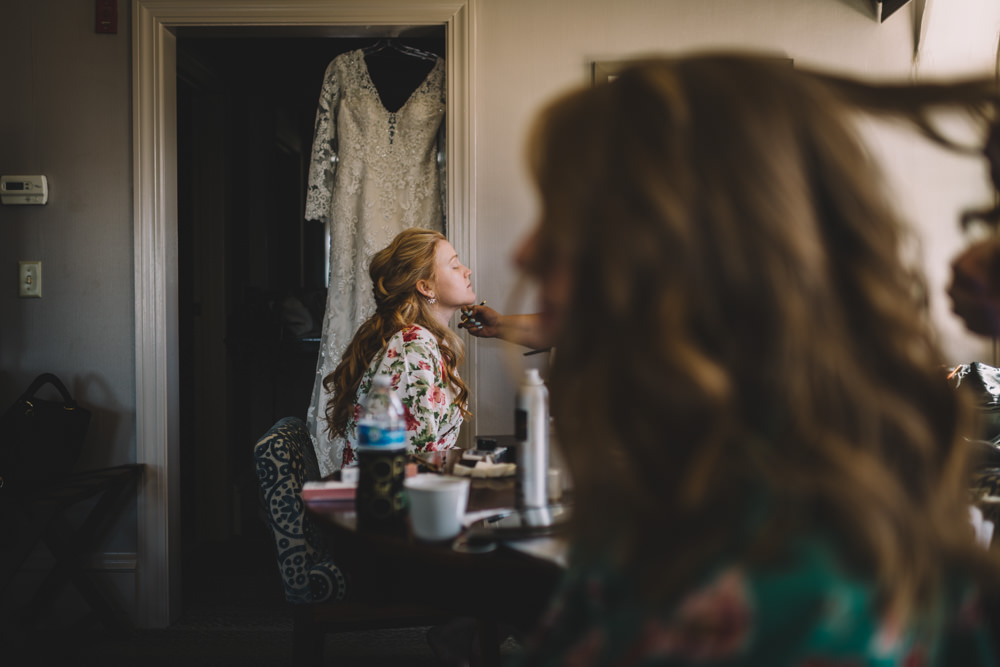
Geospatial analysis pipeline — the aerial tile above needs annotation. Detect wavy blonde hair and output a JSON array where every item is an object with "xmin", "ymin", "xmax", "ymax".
[
  {"xmin": 525, "ymin": 54, "xmax": 1000, "ymax": 618},
  {"xmin": 324, "ymin": 228, "xmax": 469, "ymax": 439}
]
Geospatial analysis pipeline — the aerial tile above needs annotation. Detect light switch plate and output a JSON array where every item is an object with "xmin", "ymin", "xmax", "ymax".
[{"xmin": 19, "ymin": 261, "xmax": 41, "ymax": 298}]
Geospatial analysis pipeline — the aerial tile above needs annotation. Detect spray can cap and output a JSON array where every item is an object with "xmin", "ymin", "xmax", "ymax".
[{"xmin": 523, "ymin": 368, "xmax": 543, "ymax": 385}]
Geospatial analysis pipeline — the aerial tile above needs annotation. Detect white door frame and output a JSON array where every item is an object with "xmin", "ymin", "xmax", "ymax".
[{"xmin": 132, "ymin": 0, "xmax": 476, "ymax": 627}]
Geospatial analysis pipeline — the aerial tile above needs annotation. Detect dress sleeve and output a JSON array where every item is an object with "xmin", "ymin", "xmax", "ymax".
[
  {"xmin": 304, "ymin": 56, "xmax": 341, "ymax": 224},
  {"xmin": 436, "ymin": 62, "xmax": 447, "ymax": 233},
  {"xmin": 383, "ymin": 327, "xmax": 451, "ymax": 453}
]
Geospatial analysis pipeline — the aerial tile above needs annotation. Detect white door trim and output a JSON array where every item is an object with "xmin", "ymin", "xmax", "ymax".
[{"xmin": 132, "ymin": 0, "xmax": 476, "ymax": 627}]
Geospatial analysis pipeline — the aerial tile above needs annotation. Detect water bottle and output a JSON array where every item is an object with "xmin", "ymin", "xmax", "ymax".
[
  {"xmin": 357, "ymin": 374, "xmax": 405, "ymax": 448},
  {"xmin": 355, "ymin": 374, "xmax": 409, "ymax": 534},
  {"xmin": 515, "ymin": 369, "xmax": 549, "ymax": 512}
]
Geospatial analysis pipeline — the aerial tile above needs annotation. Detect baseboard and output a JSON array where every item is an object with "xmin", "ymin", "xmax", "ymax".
[
  {"xmin": 18, "ymin": 551, "xmax": 137, "ymax": 572},
  {"xmin": 4, "ymin": 553, "xmax": 139, "ymax": 624}
]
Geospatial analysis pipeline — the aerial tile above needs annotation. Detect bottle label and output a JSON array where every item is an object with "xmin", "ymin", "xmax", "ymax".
[
  {"xmin": 358, "ymin": 424, "xmax": 405, "ymax": 448},
  {"xmin": 515, "ymin": 408, "xmax": 527, "ymax": 440}
]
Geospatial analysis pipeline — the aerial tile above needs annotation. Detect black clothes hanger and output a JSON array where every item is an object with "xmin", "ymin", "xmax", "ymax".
[
  {"xmin": 362, "ymin": 38, "xmax": 439, "ymax": 63},
  {"xmin": 361, "ymin": 38, "xmax": 442, "ymax": 113},
  {"xmin": 361, "ymin": 38, "xmax": 389, "ymax": 55}
]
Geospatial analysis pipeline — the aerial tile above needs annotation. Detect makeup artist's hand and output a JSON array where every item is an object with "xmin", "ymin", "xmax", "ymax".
[
  {"xmin": 459, "ymin": 306, "xmax": 551, "ymax": 349},
  {"xmin": 948, "ymin": 237, "xmax": 1000, "ymax": 337},
  {"xmin": 459, "ymin": 303, "xmax": 502, "ymax": 338}
]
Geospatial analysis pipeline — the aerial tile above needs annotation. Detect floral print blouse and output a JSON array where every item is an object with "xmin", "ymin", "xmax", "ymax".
[
  {"xmin": 341, "ymin": 324, "xmax": 464, "ymax": 467},
  {"xmin": 511, "ymin": 537, "xmax": 996, "ymax": 666}
]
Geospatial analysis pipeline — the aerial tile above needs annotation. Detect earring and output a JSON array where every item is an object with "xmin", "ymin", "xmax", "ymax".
[{"xmin": 425, "ymin": 296, "xmax": 437, "ymax": 305}]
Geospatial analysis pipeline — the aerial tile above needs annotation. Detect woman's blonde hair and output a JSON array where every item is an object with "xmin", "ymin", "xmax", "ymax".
[
  {"xmin": 525, "ymin": 53, "xmax": 1000, "ymax": 617},
  {"xmin": 323, "ymin": 228, "xmax": 468, "ymax": 439}
]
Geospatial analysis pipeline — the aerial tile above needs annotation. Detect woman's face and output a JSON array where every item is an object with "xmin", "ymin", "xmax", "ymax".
[
  {"xmin": 514, "ymin": 223, "xmax": 573, "ymax": 343},
  {"xmin": 429, "ymin": 239, "xmax": 476, "ymax": 309}
]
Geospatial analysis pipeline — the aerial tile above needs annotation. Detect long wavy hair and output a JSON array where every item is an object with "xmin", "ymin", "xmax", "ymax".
[
  {"xmin": 324, "ymin": 228, "xmax": 469, "ymax": 440},
  {"xmin": 524, "ymin": 54, "xmax": 1000, "ymax": 618}
]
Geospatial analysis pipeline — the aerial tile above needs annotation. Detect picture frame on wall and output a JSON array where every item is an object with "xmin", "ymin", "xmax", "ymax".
[{"xmin": 591, "ymin": 60, "xmax": 631, "ymax": 85}]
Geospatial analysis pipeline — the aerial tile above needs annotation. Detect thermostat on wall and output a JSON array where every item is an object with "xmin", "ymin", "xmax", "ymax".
[{"xmin": 1, "ymin": 175, "xmax": 48, "ymax": 205}]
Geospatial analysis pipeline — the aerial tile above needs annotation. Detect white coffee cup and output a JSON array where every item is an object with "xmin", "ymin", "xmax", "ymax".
[{"xmin": 404, "ymin": 474, "xmax": 470, "ymax": 541}]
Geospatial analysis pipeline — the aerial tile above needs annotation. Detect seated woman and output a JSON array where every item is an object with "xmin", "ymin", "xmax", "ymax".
[
  {"xmin": 504, "ymin": 55, "xmax": 1000, "ymax": 664},
  {"xmin": 323, "ymin": 227, "xmax": 476, "ymax": 468}
]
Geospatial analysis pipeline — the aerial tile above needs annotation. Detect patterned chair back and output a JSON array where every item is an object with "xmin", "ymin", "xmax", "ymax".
[{"xmin": 253, "ymin": 416, "xmax": 347, "ymax": 604}]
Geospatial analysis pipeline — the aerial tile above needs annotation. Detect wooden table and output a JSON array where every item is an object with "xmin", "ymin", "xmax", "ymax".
[{"xmin": 304, "ymin": 477, "xmax": 565, "ymax": 662}]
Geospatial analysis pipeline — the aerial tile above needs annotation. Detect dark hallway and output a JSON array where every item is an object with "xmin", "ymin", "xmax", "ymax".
[{"xmin": 174, "ymin": 27, "xmax": 446, "ymax": 612}]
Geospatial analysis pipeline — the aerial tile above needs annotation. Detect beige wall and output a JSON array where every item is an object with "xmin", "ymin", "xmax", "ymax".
[
  {"xmin": 0, "ymin": 0, "xmax": 136, "ymax": 526},
  {"xmin": 0, "ymin": 0, "xmax": 137, "ymax": 620},
  {"xmin": 1, "ymin": 0, "xmax": 998, "ymax": 619},
  {"xmin": 469, "ymin": 0, "xmax": 1000, "ymax": 435}
]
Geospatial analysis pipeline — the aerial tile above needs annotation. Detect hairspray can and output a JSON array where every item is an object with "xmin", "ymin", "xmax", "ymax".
[{"xmin": 515, "ymin": 368, "xmax": 549, "ymax": 510}]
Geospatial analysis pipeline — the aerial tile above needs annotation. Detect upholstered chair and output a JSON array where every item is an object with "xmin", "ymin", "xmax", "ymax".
[
  {"xmin": 254, "ymin": 416, "xmax": 452, "ymax": 665},
  {"xmin": 254, "ymin": 416, "xmax": 347, "ymax": 604}
]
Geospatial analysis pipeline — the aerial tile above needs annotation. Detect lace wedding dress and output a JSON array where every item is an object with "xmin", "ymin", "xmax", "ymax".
[{"xmin": 304, "ymin": 49, "xmax": 446, "ymax": 476}]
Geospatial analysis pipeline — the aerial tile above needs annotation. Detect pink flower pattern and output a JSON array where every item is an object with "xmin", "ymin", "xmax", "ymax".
[
  {"xmin": 342, "ymin": 324, "xmax": 463, "ymax": 465},
  {"xmin": 429, "ymin": 386, "xmax": 446, "ymax": 405},
  {"xmin": 402, "ymin": 404, "xmax": 420, "ymax": 432}
]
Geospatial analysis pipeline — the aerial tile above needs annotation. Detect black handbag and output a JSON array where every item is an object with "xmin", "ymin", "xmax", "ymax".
[{"xmin": 0, "ymin": 373, "xmax": 91, "ymax": 495}]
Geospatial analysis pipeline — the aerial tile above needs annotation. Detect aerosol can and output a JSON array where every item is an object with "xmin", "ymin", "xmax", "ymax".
[{"xmin": 515, "ymin": 368, "xmax": 549, "ymax": 513}]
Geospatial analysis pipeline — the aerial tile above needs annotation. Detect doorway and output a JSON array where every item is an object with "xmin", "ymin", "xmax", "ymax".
[
  {"xmin": 132, "ymin": 0, "xmax": 475, "ymax": 627},
  {"xmin": 174, "ymin": 29, "xmax": 446, "ymax": 610}
]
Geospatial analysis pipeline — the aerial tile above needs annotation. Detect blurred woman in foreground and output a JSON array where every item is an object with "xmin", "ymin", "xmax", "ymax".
[{"xmin": 510, "ymin": 54, "xmax": 1000, "ymax": 665}]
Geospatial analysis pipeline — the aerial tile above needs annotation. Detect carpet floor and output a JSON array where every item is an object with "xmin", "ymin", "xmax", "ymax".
[{"xmin": 2, "ymin": 534, "xmax": 523, "ymax": 666}]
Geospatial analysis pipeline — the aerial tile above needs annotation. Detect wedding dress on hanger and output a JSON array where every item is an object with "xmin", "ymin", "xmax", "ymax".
[{"xmin": 304, "ymin": 45, "xmax": 446, "ymax": 476}]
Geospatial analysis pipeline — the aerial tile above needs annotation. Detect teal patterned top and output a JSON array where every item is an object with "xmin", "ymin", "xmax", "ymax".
[
  {"xmin": 512, "ymin": 537, "xmax": 996, "ymax": 666},
  {"xmin": 342, "ymin": 324, "xmax": 464, "ymax": 467}
]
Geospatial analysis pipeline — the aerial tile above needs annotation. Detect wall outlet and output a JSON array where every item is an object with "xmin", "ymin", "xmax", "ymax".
[{"xmin": 18, "ymin": 261, "xmax": 41, "ymax": 298}]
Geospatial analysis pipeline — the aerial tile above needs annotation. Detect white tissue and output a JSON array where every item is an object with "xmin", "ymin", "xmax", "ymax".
[{"xmin": 451, "ymin": 461, "xmax": 516, "ymax": 478}]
